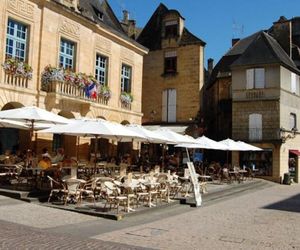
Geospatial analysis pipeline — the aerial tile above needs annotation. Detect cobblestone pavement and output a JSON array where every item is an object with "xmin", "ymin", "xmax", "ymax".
[
  {"xmin": 0, "ymin": 180, "xmax": 299, "ymax": 249},
  {"xmin": 92, "ymin": 183, "xmax": 300, "ymax": 250},
  {"xmin": 0, "ymin": 220, "xmax": 151, "ymax": 250}
]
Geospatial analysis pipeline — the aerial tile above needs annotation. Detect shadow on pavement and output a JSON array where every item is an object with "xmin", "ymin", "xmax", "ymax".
[{"xmin": 263, "ymin": 193, "xmax": 300, "ymax": 213}]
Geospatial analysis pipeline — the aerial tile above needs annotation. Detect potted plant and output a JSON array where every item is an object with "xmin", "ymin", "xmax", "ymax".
[
  {"xmin": 120, "ymin": 91, "xmax": 133, "ymax": 105},
  {"xmin": 2, "ymin": 58, "xmax": 33, "ymax": 79},
  {"xmin": 99, "ymin": 85, "xmax": 112, "ymax": 100}
]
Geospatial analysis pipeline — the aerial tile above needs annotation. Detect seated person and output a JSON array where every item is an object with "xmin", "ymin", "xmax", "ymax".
[
  {"xmin": 38, "ymin": 153, "xmax": 52, "ymax": 170},
  {"xmin": 51, "ymin": 148, "xmax": 64, "ymax": 164}
]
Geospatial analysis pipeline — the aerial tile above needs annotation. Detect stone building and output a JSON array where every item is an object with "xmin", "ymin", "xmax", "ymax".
[
  {"xmin": 206, "ymin": 16, "xmax": 300, "ymax": 183},
  {"xmin": 0, "ymin": 0, "xmax": 147, "ymax": 158},
  {"xmin": 137, "ymin": 3, "xmax": 206, "ymax": 135}
]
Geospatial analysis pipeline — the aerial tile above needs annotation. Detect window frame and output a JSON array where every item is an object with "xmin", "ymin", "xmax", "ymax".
[
  {"xmin": 249, "ymin": 113, "xmax": 262, "ymax": 141},
  {"xmin": 95, "ymin": 54, "xmax": 108, "ymax": 86},
  {"xmin": 291, "ymin": 72, "xmax": 297, "ymax": 94},
  {"xmin": 59, "ymin": 38, "xmax": 76, "ymax": 70},
  {"xmin": 5, "ymin": 18, "xmax": 28, "ymax": 62},
  {"xmin": 164, "ymin": 20, "xmax": 178, "ymax": 38},
  {"xmin": 162, "ymin": 88, "xmax": 177, "ymax": 122},
  {"xmin": 290, "ymin": 113, "xmax": 297, "ymax": 131},
  {"xmin": 246, "ymin": 68, "xmax": 265, "ymax": 89},
  {"xmin": 121, "ymin": 64, "xmax": 132, "ymax": 93},
  {"xmin": 164, "ymin": 51, "xmax": 177, "ymax": 74}
]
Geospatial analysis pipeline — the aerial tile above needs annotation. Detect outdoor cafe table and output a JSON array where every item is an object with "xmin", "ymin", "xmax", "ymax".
[{"xmin": 238, "ymin": 169, "xmax": 248, "ymax": 180}]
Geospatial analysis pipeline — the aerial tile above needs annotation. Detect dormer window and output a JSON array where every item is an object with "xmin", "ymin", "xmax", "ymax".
[
  {"xmin": 165, "ymin": 20, "xmax": 178, "ymax": 38},
  {"xmin": 97, "ymin": 12, "xmax": 103, "ymax": 20}
]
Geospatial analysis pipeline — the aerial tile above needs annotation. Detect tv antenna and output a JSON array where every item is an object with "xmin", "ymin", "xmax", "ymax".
[{"xmin": 232, "ymin": 19, "xmax": 244, "ymax": 38}]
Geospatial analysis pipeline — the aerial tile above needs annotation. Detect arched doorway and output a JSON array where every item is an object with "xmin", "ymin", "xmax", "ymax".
[
  {"xmin": 0, "ymin": 102, "xmax": 29, "ymax": 154},
  {"xmin": 53, "ymin": 111, "xmax": 76, "ymax": 158}
]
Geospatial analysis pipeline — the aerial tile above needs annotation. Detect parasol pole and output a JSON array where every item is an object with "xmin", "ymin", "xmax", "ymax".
[
  {"xmin": 76, "ymin": 136, "xmax": 80, "ymax": 161},
  {"xmin": 30, "ymin": 119, "xmax": 34, "ymax": 151},
  {"xmin": 186, "ymin": 147, "xmax": 191, "ymax": 162},
  {"xmin": 94, "ymin": 135, "xmax": 98, "ymax": 176}
]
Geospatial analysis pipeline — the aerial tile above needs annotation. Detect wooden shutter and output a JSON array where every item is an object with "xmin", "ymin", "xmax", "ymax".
[
  {"xmin": 246, "ymin": 69, "xmax": 254, "ymax": 89},
  {"xmin": 162, "ymin": 90, "xmax": 168, "ymax": 122},
  {"xmin": 255, "ymin": 68, "xmax": 265, "ymax": 88},
  {"xmin": 168, "ymin": 89, "xmax": 177, "ymax": 122},
  {"xmin": 249, "ymin": 113, "xmax": 262, "ymax": 140},
  {"xmin": 291, "ymin": 72, "xmax": 297, "ymax": 93}
]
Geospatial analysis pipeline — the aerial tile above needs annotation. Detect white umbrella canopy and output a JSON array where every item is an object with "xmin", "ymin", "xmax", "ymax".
[
  {"xmin": 38, "ymin": 119, "xmax": 146, "ymax": 140},
  {"xmin": 151, "ymin": 128, "xmax": 196, "ymax": 144},
  {"xmin": 0, "ymin": 106, "xmax": 69, "ymax": 149},
  {"xmin": 125, "ymin": 124, "xmax": 173, "ymax": 143},
  {"xmin": 0, "ymin": 118, "xmax": 29, "ymax": 130},
  {"xmin": 219, "ymin": 138, "xmax": 247, "ymax": 151},
  {"xmin": 237, "ymin": 141, "xmax": 263, "ymax": 151},
  {"xmin": 176, "ymin": 136, "xmax": 227, "ymax": 150},
  {"xmin": 0, "ymin": 106, "xmax": 69, "ymax": 125}
]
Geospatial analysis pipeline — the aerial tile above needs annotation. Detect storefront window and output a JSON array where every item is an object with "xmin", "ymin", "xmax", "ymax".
[{"xmin": 240, "ymin": 149, "xmax": 272, "ymax": 176}]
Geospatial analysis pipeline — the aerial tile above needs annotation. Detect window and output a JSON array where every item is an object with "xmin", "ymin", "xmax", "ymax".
[
  {"xmin": 291, "ymin": 72, "xmax": 297, "ymax": 93},
  {"xmin": 162, "ymin": 89, "xmax": 177, "ymax": 122},
  {"xmin": 249, "ymin": 113, "xmax": 262, "ymax": 141},
  {"xmin": 246, "ymin": 68, "xmax": 265, "ymax": 89},
  {"xmin": 6, "ymin": 19, "xmax": 28, "ymax": 61},
  {"xmin": 95, "ymin": 54, "xmax": 107, "ymax": 85},
  {"xmin": 59, "ymin": 39, "xmax": 75, "ymax": 70},
  {"xmin": 164, "ymin": 51, "xmax": 177, "ymax": 74},
  {"xmin": 290, "ymin": 113, "xmax": 297, "ymax": 130},
  {"xmin": 165, "ymin": 20, "xmax": 178, "ymax": 38},
  {"xmin": 121, "ymin": 64, "xmax": 131, "ymax": 92}
]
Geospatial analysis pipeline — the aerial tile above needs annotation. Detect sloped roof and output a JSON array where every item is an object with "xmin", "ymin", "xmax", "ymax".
[
  {"xmin": 207, "ymin": 29, "xmax": 300, "ymax": 89},
  {"xmin": 137, "ymin": 3, "xmax": 205, "ymax": 50},
  {"xmin": 52, "ymin": 0, "xmax": 147, "ymax": 52},
  {"xmin": 180, "ymin": 28, "xmax": 206, "ymax": 46},
  {"xmin": 79, "ymin": 0, "xmax": 125, "ymax": 33},
  {"xmin": 231, "ymin": 31, "xmax": 300, "ymax": 73}
]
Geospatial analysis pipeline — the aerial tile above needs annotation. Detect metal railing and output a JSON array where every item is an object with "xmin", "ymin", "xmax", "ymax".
[{"xmin": 42, "ymin": 81, "xmax": 109, "ymax": 105}]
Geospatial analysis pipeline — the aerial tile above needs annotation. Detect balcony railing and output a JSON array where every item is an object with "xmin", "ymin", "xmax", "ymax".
[
  {"xmin": 3, "ymin": 72, "xmax": 30, "ymax": 88},
  {"xmin": 120, "ymin": 101, "xmax": 132, "ymax": 110},
  {"xmin": 42, "ymin": 81, "xmax": 109, "ymax": 105},
  {"xmin": 233, "ymin": 127, "xmax": 281, "ymax": 142}
]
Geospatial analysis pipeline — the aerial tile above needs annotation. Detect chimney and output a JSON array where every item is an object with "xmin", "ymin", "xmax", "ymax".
[
  {"xmin": 208, "ymin": 58, "xmax": 214, "ymax": 75},
  {"xmin": 271, "ymin": 16, "xmax": 292, "ymax": 57},
  {"xmin": 123, "ymin": 10, "xmax": 129, "ymax": 24},
  {"xmin": 232, "ymin": 38, "xmax": 240, "ymax": 47}
]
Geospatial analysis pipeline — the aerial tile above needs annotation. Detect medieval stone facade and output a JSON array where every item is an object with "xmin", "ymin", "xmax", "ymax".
[
  {"xmin": 137, "ymin": 4, "xmax": 205, "ymax": 134},
  {"xmin": 0, "ymin": 0, "xmax": 147, "ymax": 157}
]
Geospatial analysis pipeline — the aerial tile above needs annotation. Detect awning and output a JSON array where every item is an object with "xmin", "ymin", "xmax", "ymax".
[
  {"xmin": 143, "ymin": 125, "xmax": 188, "ymax": 134},
  {"xmin": 289, "ymin": 150, "xmax": 300, "ymax": 156}
]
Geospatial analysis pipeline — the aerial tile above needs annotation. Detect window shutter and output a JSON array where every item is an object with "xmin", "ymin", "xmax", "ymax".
[
  {"xmin": 291, "ymin": 72, "xmax": 297, "ymax": 93},
  {"xmin": 162, "ymin": 90, "xmax": 168, "ymax": 122},
  {"xmin": 255, "ymin": 68, "xmax": 265, "ymax": 88},
  {"xmin": 168, "ymin": 89, "xmax": 177, "ymax": 122},
  {"xmin": 249, "ymin": 113, "xmax": 262, "ymax": 140},
  {"xmin": 246, "ymin": 69, "xmax": 254, "ymax": 89}
]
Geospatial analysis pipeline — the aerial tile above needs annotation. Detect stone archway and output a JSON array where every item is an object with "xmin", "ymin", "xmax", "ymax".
[
  {"xmin": 0, "ymin": 102, "xmax": 29, "ymax": 154},
  {"xmin": 1, "ymin": 102, "xmax": 24, "ymax": 111}
]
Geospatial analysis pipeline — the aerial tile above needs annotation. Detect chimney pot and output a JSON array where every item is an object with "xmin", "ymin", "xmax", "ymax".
[
  {"xmin": 208, "ymin": 58, "xmax": 214, "ymax": 75},
  {"xmin": 232, "ymin": 38, "xmax": 240, "ymax": 47},
  {"xmin": 123, "ymin": 10, "xmax": 129, "ymax": 23}
]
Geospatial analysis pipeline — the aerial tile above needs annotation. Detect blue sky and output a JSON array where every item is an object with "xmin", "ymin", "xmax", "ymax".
[{"xmin": 109, "ymin": 0, "xmax": 300, "ymax": 66}]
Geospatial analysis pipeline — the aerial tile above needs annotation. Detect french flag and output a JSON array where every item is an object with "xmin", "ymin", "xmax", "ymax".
[{"xmin": 85, "ymin": 83, "xmax": 97, "ymax": 99}]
